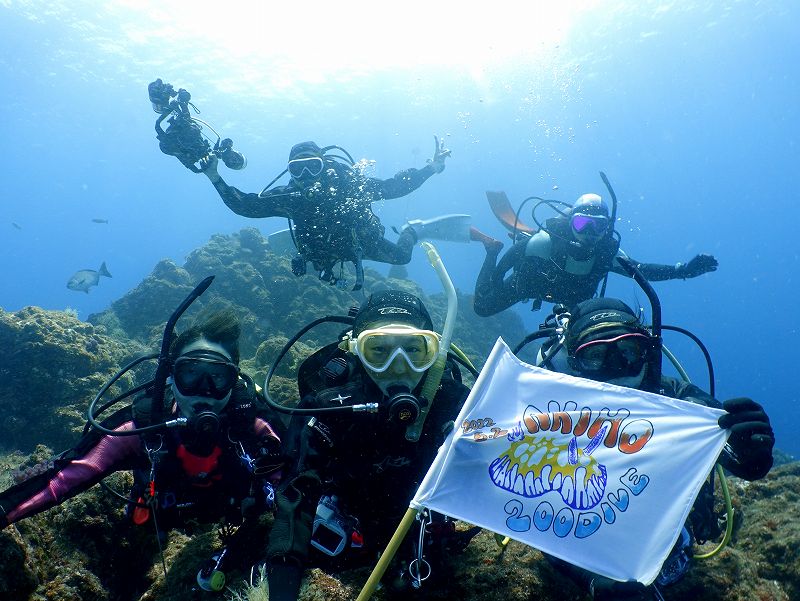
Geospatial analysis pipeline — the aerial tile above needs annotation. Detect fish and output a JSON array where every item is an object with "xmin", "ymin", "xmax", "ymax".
[
  {"xmin": 67, "ymin": 262, "xmax": 112, "ymax": 293},
  {"xmin": 91, "ymin": 218, "xmax": 109, "ymax": 224},
  {"xmin": 12, "ymin": 222, "xmax": 21, "ymax": 230}
]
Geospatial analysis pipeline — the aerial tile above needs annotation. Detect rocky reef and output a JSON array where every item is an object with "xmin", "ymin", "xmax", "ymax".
[{"xmin": 0, "ymin": 228, "xmax": 796, "ymax": 601}]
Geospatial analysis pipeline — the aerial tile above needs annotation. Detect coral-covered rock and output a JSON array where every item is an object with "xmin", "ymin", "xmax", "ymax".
[
  {"xmin": 3, "ymin": 229, "xmax": 795, "ymax": 601},
  {"xmin": 0, "ymin": 307, "xmax": 147, "ymax": 452}
]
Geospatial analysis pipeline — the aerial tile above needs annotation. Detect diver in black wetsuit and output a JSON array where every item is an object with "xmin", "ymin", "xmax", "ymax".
[
  {"xmin": 262, "ymin": 290, "xmax": 474, "ymax": 600},
  {"xmin": 473, "ymin": 193, "xmax": 718, "ymax": 316},
  {"xmin": 534, "ymin": 297, "xmax": 773, "ymax": 600},
  {"xmin": 200, "ymin": 139, "xmax": 463, "ymax": 287}
]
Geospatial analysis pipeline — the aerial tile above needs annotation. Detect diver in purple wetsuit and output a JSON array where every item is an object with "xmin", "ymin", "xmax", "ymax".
[{"xmin": 0, "ymin": 309, "xmax": 285, "ymax": 592}]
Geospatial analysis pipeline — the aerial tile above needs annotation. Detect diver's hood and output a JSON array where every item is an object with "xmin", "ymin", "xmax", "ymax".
[
  {"xmin": 566, "ymin": 298, "xmax": 645, "ymax": 352},
  {"xmin": 288, "ymin": 141, "xmax": 323, "ymax": 161}
]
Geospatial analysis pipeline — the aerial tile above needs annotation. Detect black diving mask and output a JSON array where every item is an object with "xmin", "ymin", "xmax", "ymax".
[
  {"xmin": 173, "ymin": 352, "xmax": 239, "ymax": 400},
  {"xmin": 572, "ymin": 332, "xmax": 650, "ymax": 380}
]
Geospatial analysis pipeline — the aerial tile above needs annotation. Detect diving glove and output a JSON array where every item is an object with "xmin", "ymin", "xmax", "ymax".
[
  {"xmin": 718, "ymin": 397, "xmax": 774, "ymax": 480},
  {"xmin": 678, "ymin": 254, "xmax": 718, "ymax": 278}
]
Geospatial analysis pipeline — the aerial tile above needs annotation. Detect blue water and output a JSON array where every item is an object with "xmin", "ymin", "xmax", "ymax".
[{"xmin": 1, "ymin": 1, "xmax": 797, "ymax": 456}]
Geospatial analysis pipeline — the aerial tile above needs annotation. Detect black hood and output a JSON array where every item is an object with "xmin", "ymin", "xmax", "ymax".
[
  {"xmin": 566, "ymin": 298, "xmax": 648, "ymax": 353},
  {"xmin": 288, "ymin": 141, "xmax": 323, "ymax": 161},
  {"xmin": 353, "ymin": 290, "xmax": 434, "ymax": 335}
]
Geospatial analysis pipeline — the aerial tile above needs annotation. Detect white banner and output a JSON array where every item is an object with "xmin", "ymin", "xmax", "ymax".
[{"xmin": 412, "ymin": 338, "xmax": 728, "ymax": 585}]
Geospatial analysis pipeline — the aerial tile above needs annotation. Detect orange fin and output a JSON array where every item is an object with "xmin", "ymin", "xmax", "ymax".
[{"xmin": 486, "ymin": 191, "xmax": 536, "ymax": 235}]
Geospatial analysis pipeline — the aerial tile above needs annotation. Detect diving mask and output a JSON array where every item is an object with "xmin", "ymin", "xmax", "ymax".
[
  {"xmin": 288, "ymin": 156, "xmax": 325, "ymax": 178},
  {"xmin": 349, "ymin": 325, "xmax": 440, "ymax": 373},
  {"xmin": 173, "ymin": 351, "xmax": 239, "ymax": 400},
  {"xmin": 572, "ymin": 332, "xmax": 649, "ymax": 380},
  {"xmin": 570, "ymin": 213, "xmax": 609, "ymax": 236}
]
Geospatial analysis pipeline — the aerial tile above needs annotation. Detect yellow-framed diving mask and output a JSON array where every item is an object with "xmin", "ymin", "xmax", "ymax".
[{"xmin": 347, "ymin": 325, "xmax": 440, "ymax": 373}]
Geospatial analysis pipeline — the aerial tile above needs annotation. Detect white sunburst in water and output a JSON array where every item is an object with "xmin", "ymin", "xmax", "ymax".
[{"xmin": 8, "ymin": 0, "xmax": 603, "ymax": 97}]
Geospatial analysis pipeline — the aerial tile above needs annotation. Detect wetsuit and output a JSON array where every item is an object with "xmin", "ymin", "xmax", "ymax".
[
  {"xmin": 264, "ymin": 344, "xmax": 470, "ymax": 600},
  {"xmin": 210, "ymin": 161, "xmax": 439, "ymax": 271},
  {"xmin": 0, "ymin": 377, "xmax": 283, "ymax": 536},
  {"xmin": 474, "ymin": 221, "xmax": 710, "ymax": 316}
]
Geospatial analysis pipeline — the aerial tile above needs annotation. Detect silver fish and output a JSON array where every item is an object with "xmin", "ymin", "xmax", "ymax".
[
  {"xmin": 91, "ymin": 218, "xmax": 109, "ymax": 224},
  {"xmin": 67, "ymin": 262, "xmax": 112, "ymax": 293}
]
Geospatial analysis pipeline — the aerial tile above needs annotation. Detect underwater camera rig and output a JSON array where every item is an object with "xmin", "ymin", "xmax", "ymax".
[{"xmin": 148, "ymin": 78, "xmax": 246, "ymax": 173}]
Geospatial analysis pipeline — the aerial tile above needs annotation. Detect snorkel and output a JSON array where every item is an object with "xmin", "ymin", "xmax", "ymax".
[
  {"xmin": 403, "ymin": 242, "xmax": 457, "ymax": 442},
  {"xmin": 597, "ymin": 171, "xmax": 619, "ymax": 298},
  {"xmin": 612, "ymin": 256, "xmax": 663, "ymax": 393}
]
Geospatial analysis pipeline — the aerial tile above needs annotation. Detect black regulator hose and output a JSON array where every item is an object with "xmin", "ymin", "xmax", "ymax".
[
  {"xmin": 513, "ymin": 196, "xmax": 542, "ymax": 244},
  {"xmin": 512, "ymin": 328, "xmax": 558, "ymax": 355},
  {"xmin": 447, "ymin": 351, "xmax": 480, "ymax": 379},
  {"xmin": 661, "ymin": 325, "xmax": 716, "ymax": 398},
  {"xmin": 84, "ymin": 353, "xmax": 157, "ymax": 435},
  {"xmin": 263, "ymin": 316, "xmax": 380, "ymax": 415},
  {"xmin": 85, "ymin": 362, "xmax": 183, "ymax": 436}
]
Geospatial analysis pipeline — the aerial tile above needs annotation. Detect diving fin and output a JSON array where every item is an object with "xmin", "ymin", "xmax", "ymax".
[
  {"xmin": 402, "ymin": 214, "xmax": 472, "ymax": 243},
  {"xmin": 486, "ymin": 191, "xmax": 536, "ymax": 235},
  {"xmin": 267, "ymin": 228, "xmax": 297, "ymax": 255}
]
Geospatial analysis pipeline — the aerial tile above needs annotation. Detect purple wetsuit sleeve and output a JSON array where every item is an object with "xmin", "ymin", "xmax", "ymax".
[
  {"xmin": 6, "ymin": 421, "xmax": 142, "ymax": 523},
  {"xmin": 254, "ymin": 417, "xmax": 280, "ymax": 443}
]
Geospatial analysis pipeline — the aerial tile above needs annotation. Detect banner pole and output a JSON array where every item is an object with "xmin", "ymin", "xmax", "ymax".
[{"xmin": 356, "ymin": 507, "xmax": 419, "ymax": 601}]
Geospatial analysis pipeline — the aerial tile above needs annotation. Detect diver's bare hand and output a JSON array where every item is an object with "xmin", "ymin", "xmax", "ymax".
[
  {"xmin": 200, "ymin": 153, "xmax": 221, "ymax": 183},
  {"xmin": 428, "ymin": 135, "xmax": 451, "ymax": 174}
]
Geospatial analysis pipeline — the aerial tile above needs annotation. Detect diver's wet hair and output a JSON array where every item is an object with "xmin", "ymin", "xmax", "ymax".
[{"xmin": 170, "ymin": 308, "xmax": 241, "ymax": 364}]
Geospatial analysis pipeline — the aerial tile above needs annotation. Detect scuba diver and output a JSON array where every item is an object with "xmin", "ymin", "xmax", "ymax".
[
  {"xmin": 473, "ymin": 184, "xmax": 719, "ymax": 316},
  {"xmin": 147, "ymin": 79, "xmax": 468, "ymax": 290},
  {"xmin": 260, "ymin": 288, "xmax": 478, "ymax": 600},
  {"xmin": 515, "ymin": 274, "xmax": 773, "ymax": 600},
  {"xmin": 199, "ymin": 138, "xmax": 468, "ymax": 290},
  {"xmin": 0, "ymin": 288, "xmax": 285, "ymax": 594}
]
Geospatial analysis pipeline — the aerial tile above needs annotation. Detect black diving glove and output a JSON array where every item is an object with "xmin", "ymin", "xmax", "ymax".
[
  {"xmin": 678, "ymin": 254, "xmax": 718, "ymax": 278},
  {"xmin": 718, "ymin": 397, "xmax": 774, "ymax": 480}
]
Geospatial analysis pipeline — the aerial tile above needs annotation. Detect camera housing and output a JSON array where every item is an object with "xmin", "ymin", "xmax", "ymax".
[
  {"xmin": 310, "ymin": 495, "xmax": 360, "ymax": 556},
  {"xmin": 148, "ymin": 79, "xmax": 246, "ymax": 173}
]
